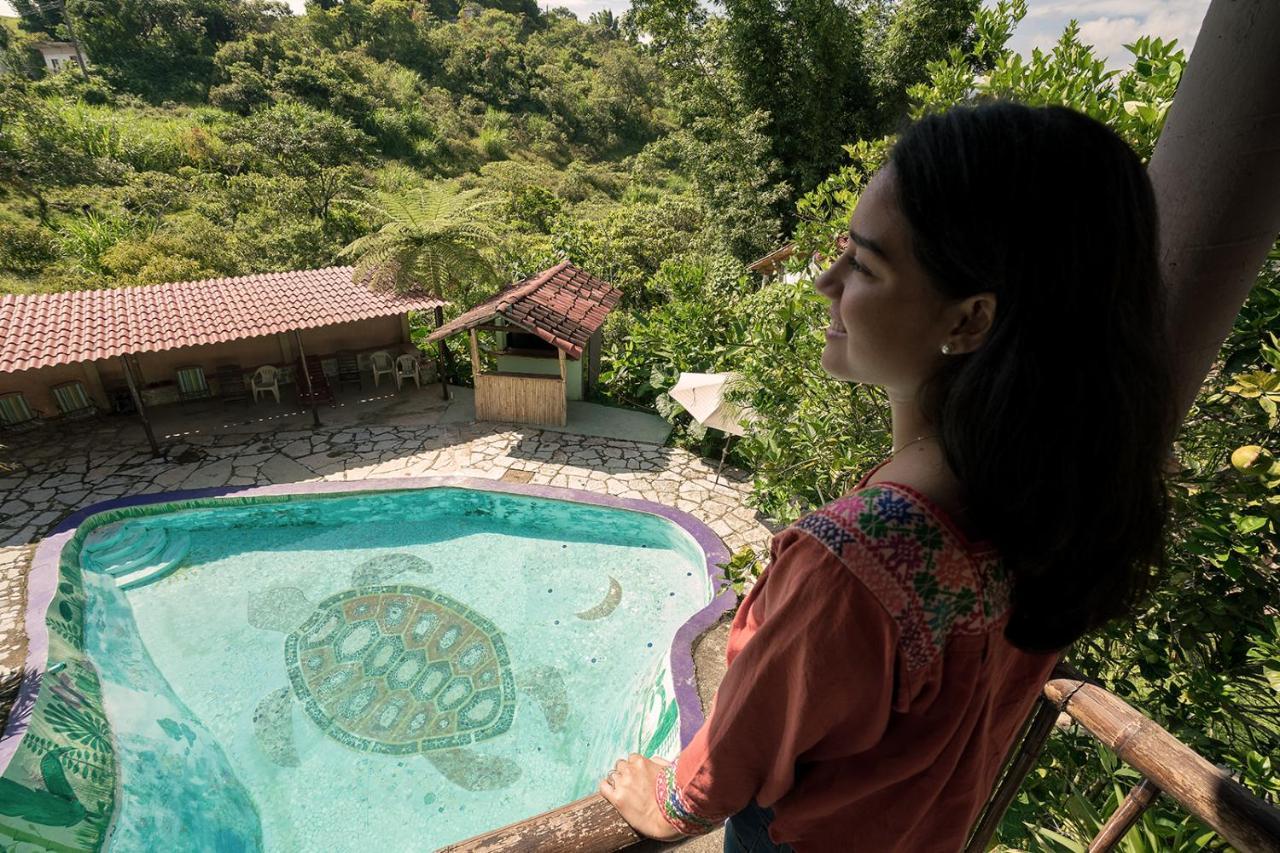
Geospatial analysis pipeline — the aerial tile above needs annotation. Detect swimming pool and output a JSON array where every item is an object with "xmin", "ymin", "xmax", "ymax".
[{"xmin": 0, "ymin": 477, "xmax": 734, "ymax": 851}]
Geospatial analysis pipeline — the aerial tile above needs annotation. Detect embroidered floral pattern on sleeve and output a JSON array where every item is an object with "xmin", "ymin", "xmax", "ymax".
[
  {"xmin": 655, "ymin": 761, "xmax": 721, "ymax": 836},
  {"xmin": 793, "ymin": 485, "xmax": 1012, "ymax": 673}
]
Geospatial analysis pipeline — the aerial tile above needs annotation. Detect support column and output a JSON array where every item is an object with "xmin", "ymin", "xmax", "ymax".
[
  {"xmin": 119, "ymin": 354, "xmax": 161, "ymax": 457},
  {"xmin": 293, "ymin": 329, "xmax": 321, "ymax": 428},
  {"xmin": 469, "ymin": 329, "xmax": 481, "ymax": 377}
]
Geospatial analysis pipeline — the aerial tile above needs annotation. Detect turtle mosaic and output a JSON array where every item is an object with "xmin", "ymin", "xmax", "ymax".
[{"xmin": 247, "ymin": 553, "xmax": 571, "ymax": 791}]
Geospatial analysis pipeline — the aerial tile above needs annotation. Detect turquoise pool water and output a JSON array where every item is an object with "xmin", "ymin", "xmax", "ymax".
[{"xmin": 67, "ymin": 487, "xmax": 712, "ymax": 851}]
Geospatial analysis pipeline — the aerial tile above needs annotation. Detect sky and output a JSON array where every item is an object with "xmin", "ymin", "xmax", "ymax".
[{"xmin": 1, "ymin": 0, "xmax": 1212, "ymax": 72}]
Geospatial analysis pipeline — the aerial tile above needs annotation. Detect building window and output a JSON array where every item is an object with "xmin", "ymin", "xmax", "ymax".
[
  {"xmin": 506, "ymin": 331, "xmax": 557, "ymax": 355},
  {"xmin": 50, "ymin": 58, "xmax": 60, "ymax": 70}
]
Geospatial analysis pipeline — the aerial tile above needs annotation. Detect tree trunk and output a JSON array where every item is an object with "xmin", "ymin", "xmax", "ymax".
[{"xmin": 435, "ymin": 305, "xmax": 451, "ymax": 400}]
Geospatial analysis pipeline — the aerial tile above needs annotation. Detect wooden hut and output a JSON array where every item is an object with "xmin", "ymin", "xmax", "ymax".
[{"xmin": 425, "ymin": 261, "xmax": 621, "ymax": 427}]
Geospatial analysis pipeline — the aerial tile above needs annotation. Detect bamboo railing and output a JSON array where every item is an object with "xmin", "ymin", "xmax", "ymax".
[
  {"xmin": 964, "ymin": 664, "xmax": 1280, "ymax": 853},
  {"xmin": 440, "ymin": 664, "xmax": 1280, "ymax": 852}
]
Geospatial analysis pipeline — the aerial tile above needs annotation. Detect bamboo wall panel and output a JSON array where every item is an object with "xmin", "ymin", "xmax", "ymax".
[{"xmin": 475, "ymin": 372, "xmax": 566, "ymax": 426}]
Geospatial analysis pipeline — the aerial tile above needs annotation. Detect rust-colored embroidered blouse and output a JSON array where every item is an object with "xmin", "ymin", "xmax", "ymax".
[{"xmin": 654, "ymin": 458, "xmax": 1059, "ymax": 851}]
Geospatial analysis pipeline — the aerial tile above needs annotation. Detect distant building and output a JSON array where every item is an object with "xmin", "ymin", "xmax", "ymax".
[
  {"xmin": 747, "ymin": 235, "xmax": 849, "ymax": 285},
  {"xmin": 32, "ymin": 40, "xmax": 85, "ymax": 74}
]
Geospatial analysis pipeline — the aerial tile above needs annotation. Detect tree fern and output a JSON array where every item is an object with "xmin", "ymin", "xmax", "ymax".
[{"xmin": 338, "ymin": 184, "xmax": 502, "ymax": 301}]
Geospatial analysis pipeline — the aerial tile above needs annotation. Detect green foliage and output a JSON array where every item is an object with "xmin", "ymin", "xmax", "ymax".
[
  {"xmin": 68, "ymin": 0, "xmax": 282, "ymax": 102},
  {"xmin": 716, "ymin": 546, "xmax": 760, "ymax": 597},
  {"xmin": 0, "ymin": 220, "xmax": 59, "ymax": 273},
  {"xmin": 337, "ymin": 183, "xmax": 501, "ymax": 300}
]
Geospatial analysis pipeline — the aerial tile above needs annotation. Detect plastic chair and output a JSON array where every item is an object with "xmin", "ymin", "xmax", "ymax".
[
  {"xmin": 175, "ymin": 365, "xmax": 212, "ymax": 403},
  {"xmin": 369, "ymin": 351, "xmax": 395, "ymax": 388},
  {"xmin": 251, "ymin": 365, "xmax": 280, "ymax": 403},
  {"xmin": 50, "ymin": 381, "xmax": 98, "ymax": 419},
  {"xmin": 395, "ymin": 354, "xmax": 422, "ymax": 390}
]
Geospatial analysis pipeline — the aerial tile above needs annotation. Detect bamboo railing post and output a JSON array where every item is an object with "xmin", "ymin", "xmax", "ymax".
[
  {"xmin": 964, "ymin": 696, "xmax": 1061, "ymax": 853},
  {"xmin": 1088, "ymin": 777, "xmax": 1162, "ymax": 853}
]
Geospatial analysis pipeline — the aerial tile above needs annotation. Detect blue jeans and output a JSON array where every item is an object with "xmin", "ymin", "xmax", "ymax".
[{"xmin": 723, "ymin": 799, "xmax": 795, "ymax": 853}]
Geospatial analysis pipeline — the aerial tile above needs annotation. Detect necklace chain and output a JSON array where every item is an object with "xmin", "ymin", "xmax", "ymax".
[{"xmin": 890, "ymin": 433, "xmax": 937, "ymax": 457}]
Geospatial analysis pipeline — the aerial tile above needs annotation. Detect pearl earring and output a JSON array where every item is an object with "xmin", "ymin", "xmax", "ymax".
[{"xmin": 941, "ymin": 343, "xmax": 952, "ymax": 354}]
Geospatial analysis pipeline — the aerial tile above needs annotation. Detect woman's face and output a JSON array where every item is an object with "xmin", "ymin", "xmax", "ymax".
[{"xmin": 813, "ymin": 164, "xmax": 964, "ymax": 391}]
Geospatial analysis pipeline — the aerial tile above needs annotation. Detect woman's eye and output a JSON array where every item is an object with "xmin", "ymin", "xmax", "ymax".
[{"xmin": 848, "ymin": 255, "xmax": 871, "ymax": 276}]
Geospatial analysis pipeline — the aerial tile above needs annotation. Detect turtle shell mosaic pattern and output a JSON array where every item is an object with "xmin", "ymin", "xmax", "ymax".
[{"xmin": 284, "ymin": 585, "xmax": 516, "ymax": 754}]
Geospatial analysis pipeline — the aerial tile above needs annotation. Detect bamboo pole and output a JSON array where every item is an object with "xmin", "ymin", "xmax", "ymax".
[
  {"xmin": 1147, "ymin": 0, "xmax": 1280, "ymax": 427},
  {"xmin": 1088, "ymin": 777, "xmax": 1162, "ymax": 853},
  {"xmin": 1043, "ymin": 674, "xmax": 1280, "ymax": 852},
  {"xmin": 436, "ymin": 794, "xmax": 641, "ymax": 853}
]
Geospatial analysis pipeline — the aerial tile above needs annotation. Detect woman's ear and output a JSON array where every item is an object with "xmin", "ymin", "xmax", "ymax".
[{"xmin": 948, "ymin": 292, "xmax": 997, "ymax": 353}]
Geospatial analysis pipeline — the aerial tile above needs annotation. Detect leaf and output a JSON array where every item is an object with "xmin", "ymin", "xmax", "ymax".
[{"xmin": 1236, "ymin": 516, "xmax": 1268, "ymax": 534}]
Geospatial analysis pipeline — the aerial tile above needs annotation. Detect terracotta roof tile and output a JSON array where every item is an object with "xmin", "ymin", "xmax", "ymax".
[
  {"xmin": 0, "ymin": 267, "xmax": 447, "ymax": 374},
  {"xmin": 425, "ymin": 261, "xmax": 621, "ymax": 359}
]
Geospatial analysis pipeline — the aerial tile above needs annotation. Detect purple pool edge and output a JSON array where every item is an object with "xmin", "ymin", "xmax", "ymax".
[{"xmin": 0, "ymin": 475, "xmax": 738, "ymax": 777}]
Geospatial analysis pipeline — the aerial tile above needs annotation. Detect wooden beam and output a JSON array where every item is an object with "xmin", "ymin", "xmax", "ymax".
[
  {"xmin": 436, "ymin": 793, "xmax": 640, "ymax": 853},
  {"xmin": 469, "ymin": 328, "xmax": 481, "ymax": 378},
  {"xmin": 119, "ymin": 354, "xmax": 161, "ymax": 457},
  {"xmin": 558, "ymin": 349, "xmax": 567, "ymax": 383}
]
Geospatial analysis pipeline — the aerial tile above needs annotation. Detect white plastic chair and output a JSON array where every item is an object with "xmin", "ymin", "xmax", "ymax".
[
  {"xmin": 395, "ymin": 354, "xmax": 422, "ymax": 390},
  {"xmin": 370, "ymin": 351, "xmax": 396, "ymax": 387},
  {"xmin": 251, "ymin": 365, "xmax": 280, "ymax": 403}
]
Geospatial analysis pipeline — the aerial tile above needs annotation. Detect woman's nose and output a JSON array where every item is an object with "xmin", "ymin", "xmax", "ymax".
[{"xmin": 813, "ymin": 264, "xmax": 838, "ymax": 300}]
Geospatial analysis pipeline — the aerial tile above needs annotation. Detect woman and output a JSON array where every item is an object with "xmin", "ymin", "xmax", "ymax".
[{"xmin": 598, "ymin": 100, "xmax": 1178, "ymax": 852}]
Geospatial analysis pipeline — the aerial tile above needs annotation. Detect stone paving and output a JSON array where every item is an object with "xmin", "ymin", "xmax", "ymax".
[{"xmin": 0, "ymin": 404, "xmax": 777, "ymax": 743}]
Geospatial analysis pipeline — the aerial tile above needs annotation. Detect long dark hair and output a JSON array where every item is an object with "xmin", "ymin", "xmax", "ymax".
[{"xmin": 889, "ymin": 100, "xmax": 1179, "ymax": 653}]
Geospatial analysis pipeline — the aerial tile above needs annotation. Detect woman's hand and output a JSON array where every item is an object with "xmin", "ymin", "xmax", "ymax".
[{"xmin": 597, "ymin": 753, "xmax": 686, "ymax": 841}]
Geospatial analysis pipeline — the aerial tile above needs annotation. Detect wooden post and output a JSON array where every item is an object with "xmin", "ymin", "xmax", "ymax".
[
  {"xmin": 1088, "ymin": 777, "xmax": 1162, "ymax": 852},
  {"xmin": 435, "ymin": 305, "xmax": 450, "ymax": 401},
  {"xmin": 469, "ymin": 328, "xmax": 481, "ymax": 378},
  {"xmin": 119, "ymin": 354, "xmax": 161, "ymax": 457},
  {"xmin": 558, "ymin": 349, "xmax": 568, "ymax": 426},
  {"xmin": 714, "ymin": 434, "xmax": 733, "ymax": 486},
  {"xmin": 293, "ymin": 329, "xmax": 321, "ymax": 428}
]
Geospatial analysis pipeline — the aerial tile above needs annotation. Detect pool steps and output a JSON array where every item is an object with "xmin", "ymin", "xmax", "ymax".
[{"xmin": 82, "ymin": 524, "xmax": 192, "ymax": 590}]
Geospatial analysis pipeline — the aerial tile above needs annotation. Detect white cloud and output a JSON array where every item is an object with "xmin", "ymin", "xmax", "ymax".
[{"xmin": 998, "ymin": 0, "xmax": 1210, "ymax": 69}]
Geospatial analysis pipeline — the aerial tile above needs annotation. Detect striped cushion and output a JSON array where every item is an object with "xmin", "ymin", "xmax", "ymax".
[
  {"xmin": 52, "ymin": 382, "xmax": 92, "ymax": 415},
  {"xmin": 0, "ymin": 393, "xmax": 35, "ymax": 426},
  {"xmin": 176, "ymin": 366, "xmax": 208, "ymax": 395}
]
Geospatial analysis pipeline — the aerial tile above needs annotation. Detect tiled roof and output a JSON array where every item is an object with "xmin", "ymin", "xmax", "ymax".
[
  {"xmin": 425, "ymin": 261, "xmax": 621, "ymax": 360},
  {"xmin": 0, "ymin": 267, "xmax": 447, "ymax": 374}
]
